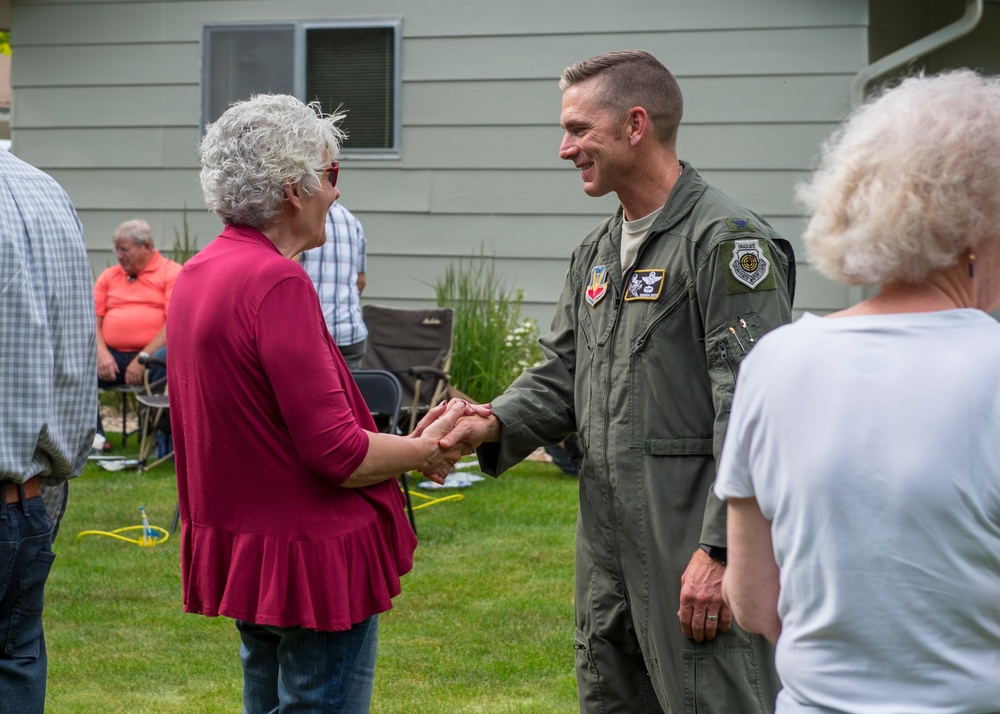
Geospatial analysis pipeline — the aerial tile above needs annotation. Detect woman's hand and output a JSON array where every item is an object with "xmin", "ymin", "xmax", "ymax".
[
  {"xmin": 342, "ymin": 401, "xmax": 489, "ymax": 488},
  {"xmin": 414, "ymin": 400, "xmax": 477, "ymax": 482},
  {"xmin": 410, "ymin": 399, "xmax": 492, "ymax": 439}
]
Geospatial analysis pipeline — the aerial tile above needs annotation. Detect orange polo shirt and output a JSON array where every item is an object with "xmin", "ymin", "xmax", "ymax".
[{"xmin": 94, "ymin": 251, "xmax": 182, "ymax": 352}]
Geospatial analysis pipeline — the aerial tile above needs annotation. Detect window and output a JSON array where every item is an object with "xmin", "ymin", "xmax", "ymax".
[{"xmin": 201, "ymin": 19, "xmax": 401, "ymax": 156}]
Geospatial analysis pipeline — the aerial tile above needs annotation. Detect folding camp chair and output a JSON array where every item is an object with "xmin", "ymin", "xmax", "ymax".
[
  {"xmin": 100, "ymin": 384, "xmax": 144, "ymax": 447},
  {"xmin": 135, "ymin": 356, "xmax": 173, "ymax": 473},
  {"xmin": 134, "ymin": 355, "xmax": 180, "ymax": 532},
  {"xmin": 353, "ymin": 366, "xmax": 463, "ymax": 536},
  {"xmin": 360, "ymin": 305, "xmax": 455, "ymax": 434}
]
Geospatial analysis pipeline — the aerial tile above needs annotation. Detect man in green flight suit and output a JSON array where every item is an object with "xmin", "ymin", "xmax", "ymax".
[{"xmin": 441, "ymin": 50, "xmax": 794, "ymax": 713}]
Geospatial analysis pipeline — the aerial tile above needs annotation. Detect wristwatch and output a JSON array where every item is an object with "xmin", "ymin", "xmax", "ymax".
[
  {"xmin": 139, "ymin": 351, "xmax": 150, "ymax": 361},
  {"xmin": 699, "ymin": 543, "xmax": 728, "ymax": 565}
]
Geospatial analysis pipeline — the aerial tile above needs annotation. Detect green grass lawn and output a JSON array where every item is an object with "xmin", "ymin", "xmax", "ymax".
[{"xmin": 44, "ymin": 437, "xmax": 579, "ymax": 713}]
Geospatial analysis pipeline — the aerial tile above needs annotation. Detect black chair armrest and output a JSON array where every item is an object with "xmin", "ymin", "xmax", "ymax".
[
  {"xmin": 138, "ymin": 355, "xmax": 167, "ymax": 370},
  {"xmin": 404, "ymin": 366, "xmax": 449, "ymax": 381}
]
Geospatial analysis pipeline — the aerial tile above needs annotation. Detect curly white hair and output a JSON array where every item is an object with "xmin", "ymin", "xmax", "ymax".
[
  {"xmin": 199, "ymin": 94, "xmax": 347, "ymax": 229},
  {"xmin": 798, "ymin": 69, "xmax": 1000, "ymax": 285}
]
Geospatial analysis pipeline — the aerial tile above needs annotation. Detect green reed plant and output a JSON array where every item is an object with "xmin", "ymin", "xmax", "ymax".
[
  {"xmin": 170, "ymin": 205, "xmax": 200, "ymax": 265},
  {"xmin": 435, "ymin": 252, "xmax": 543, "ymax": 404}
]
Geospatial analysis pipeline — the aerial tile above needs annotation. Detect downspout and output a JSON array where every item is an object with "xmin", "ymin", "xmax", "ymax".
[
  {"xmin": 844, "ymin": 0, "xmax": 983, "ymax": 306},
  {"xmin": 850, "ymin": 0, "xmax": 983, "ymax": 109}
]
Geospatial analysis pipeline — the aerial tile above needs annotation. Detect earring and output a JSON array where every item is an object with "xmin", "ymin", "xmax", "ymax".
[{"xmin": 969, "ymin": 251, "xmax": 976, "ymax": 279}]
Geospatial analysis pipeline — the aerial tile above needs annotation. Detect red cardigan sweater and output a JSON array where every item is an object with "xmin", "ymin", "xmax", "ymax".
[{"xmin": 167, "ymin": 224, "xmax": 416, "ymax": 631}]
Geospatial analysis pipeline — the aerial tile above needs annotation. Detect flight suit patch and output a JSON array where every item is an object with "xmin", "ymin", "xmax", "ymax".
[
  {"xmin": 726, "ymin": 217, "xmax": 757, "ymax": 232},
  {"xmin": 721, "ymin": 239, "xmax": 777, "ymax": 293},
  {"xmin": 624, "ymin": 269, "xmax": 665, "ymax": 301},
  {"xmin": 585, "ymin": 265, "xmax": 609, "ymax": 306}
]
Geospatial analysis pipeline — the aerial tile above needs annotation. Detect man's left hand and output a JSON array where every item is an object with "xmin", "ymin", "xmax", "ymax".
[
  {"xmin": 678, "ymin": 548, "xmax": 732, "ymax": 642},
  {"xmin": 124, "ymin": 357, "xmax": 146, "ymax": 386}
]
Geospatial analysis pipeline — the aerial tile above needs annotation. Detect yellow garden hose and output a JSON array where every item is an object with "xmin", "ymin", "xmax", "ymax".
[{"xmin": 77, "ymin": 506, "xmax": 170, "ymax": 547}]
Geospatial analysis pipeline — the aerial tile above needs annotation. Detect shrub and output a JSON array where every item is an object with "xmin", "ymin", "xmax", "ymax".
[{"xmin": 435, "ymin": 252, "xmax": 543, "ymax": 404}]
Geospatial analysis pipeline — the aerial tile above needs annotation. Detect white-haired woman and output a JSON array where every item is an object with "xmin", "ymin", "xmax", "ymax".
[
  {"xmin": 715, "ymin": 70, "xmax": 1000, "ymax": 713},
  {"xmin": 167, "ymin": 94, "xmax": 470, "ymax": 713}
]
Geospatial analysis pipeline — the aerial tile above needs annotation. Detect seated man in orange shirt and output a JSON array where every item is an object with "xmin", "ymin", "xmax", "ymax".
[{"xmin": 94, "ymin": 219, "xmax": 182, "ymax": 442}]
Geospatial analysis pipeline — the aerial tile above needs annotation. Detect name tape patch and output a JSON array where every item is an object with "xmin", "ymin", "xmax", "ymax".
[{"xmin": 625, "ymin": 269, "xmax": 665, "ymax": 301}]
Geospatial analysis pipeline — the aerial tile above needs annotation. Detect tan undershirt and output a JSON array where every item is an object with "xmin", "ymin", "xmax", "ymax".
[{"xmin": 621, "ymin": 207, "xmax": 663, "ymax": 273}]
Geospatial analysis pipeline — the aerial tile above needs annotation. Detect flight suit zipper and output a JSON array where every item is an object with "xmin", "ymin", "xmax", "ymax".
[
  {"xmin": 718, "ymin": 341, "xmax": 737, "ymax": 383},
  {"xmin": 601, "ymin": 285, "xmax": 630, "ymax": 600}
]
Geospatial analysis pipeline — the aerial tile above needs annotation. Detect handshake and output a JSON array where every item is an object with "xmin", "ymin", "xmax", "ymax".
[{"xmin": 410, "ymin": 398, "xmax": 500, "ymax": 483}]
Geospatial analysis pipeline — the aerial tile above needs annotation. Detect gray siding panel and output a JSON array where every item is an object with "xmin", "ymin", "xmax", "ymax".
[
  {"xmin": 13, "ymin": 86, "xmax": 196, "ymax": 127},
  {"xmin": 11, "ymin": 0, "xmax": 872, "ymax": 318},
  {"xmin": 52, "ymin": 166, "xmax": 805, "ymax": 246},
  {"xmin": 14, "ymin": 43, "xmax": 198, "ymax": 86},
  {"xmin": 51, "ymin": 169, "xmax": 205, "ymax": 211},
  {"xmin": 14, "ymin": 128, "xmax": 200, "ymax": 168},
  {"xmin": 78, "ymin": 208, "xmax": 223, "ymax": 254},
  {"xmin": 400, "ymin": 125, "xmax": 835, "ymax": 171},
  {"xmin": 9, "ymin": 122, "xmax": 836, "ymax": 171},
  {"xmin": 405, "ymin": 75, "xmax": 854, "ymax": 126},
  {"xmin": 357, "ymin": 213, "xmax": 607, "ymax": 260},
  {"xmin": 362, "ymin": 255, "xmax": 849, "ymax": 326},
  {"xmin": 403, "ymin": 29, "xmax": 867, "ymax": 80},
  {"xmin": 14, "ymin": 1, "xmax": 866, "ymax": 45},
  {"xmin": 790, "ymin": 267, "xmax": 851, "ymax": 314}
]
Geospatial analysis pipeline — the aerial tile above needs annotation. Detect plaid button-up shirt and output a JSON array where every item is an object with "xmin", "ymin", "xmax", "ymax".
[
  {"xmin": 0, "ymin": 150, "xmax": 96, "ymax": 485},
  {"xmin": 300, "ymin": 202, "xmax": 368, "ymax": 347}
]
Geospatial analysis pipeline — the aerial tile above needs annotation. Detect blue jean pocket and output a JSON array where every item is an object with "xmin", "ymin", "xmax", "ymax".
[{"xmin": 3, "ymin": 534, "xmax": 56, "ymax": 659}]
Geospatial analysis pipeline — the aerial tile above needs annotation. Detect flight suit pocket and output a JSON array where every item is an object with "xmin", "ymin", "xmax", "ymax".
[
  {"xmin": 704, "ymin": 311, "xmax": 764, "ymax": 414},
  {"xmin": 682, "ymin": 644, "xmax": 773, "ymax": 714}
]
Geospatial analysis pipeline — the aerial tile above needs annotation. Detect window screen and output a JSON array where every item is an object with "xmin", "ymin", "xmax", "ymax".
[
  {"xmin": 306, "ymin": 26, "xmax": 396, "ymax": 150},
  {"xmin": 202, "ymin": 26, "xmax": 295, "ymax": 128},
  {"xmin": 202, "ymin": 21, "xmax": 400, "ymax": 154}
]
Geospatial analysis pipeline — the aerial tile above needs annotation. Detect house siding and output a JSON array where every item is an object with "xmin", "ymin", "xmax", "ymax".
[{"xmin": 11, "ymin": 0, "xmax": 875, "ymax": 320}]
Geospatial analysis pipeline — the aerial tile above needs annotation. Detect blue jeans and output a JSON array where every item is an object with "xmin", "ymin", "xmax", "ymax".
[
  {"xmin": 0, "ymin": 492, "xmax": 55, "ymax": 714},
  {"xmin": 236, "ymin": 615, "xmax": 379, "ymax": 714},
  {"xmin": 97, "ymin": 345, "xmax": 167, "ymax": 436},
  {"xmin": 337, "ymin": 339, "xmax": 367, "ymax": 371}
]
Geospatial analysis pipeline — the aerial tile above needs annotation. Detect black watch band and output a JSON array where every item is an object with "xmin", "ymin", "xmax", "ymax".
[{"xmin": 699, "ymin": 543, "xmax": 728, "ymax": 565}]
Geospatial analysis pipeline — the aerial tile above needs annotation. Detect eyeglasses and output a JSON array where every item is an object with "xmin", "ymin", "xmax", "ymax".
[{"xmin": 321, "ymin": 161, "xmax": 339, "ymax": 188}]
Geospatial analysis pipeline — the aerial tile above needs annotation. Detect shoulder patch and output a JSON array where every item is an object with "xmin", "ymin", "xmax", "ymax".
[
  {"xmin": 585, "ymin": 265, "xmax": 609, "ymax": 307},
  {"xmin": 725, "ymin": 218, "xmax": 756, "ymax": 233},
  {"xmin": 720, "ymin": 239, "xmax": 777, "ymax": 294}
]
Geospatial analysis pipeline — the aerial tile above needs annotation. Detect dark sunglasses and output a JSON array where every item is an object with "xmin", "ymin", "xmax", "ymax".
[{"xmin": 322, "ymin": 161, "xmax": 339, "ymax": 188}]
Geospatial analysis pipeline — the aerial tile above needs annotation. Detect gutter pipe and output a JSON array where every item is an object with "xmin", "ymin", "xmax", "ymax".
[
  {"xmin": 849, "ymin": 0, "xmax": 983, "ymax": 108},
  {"xmin": 844, "ymin": 0, "xmax": 982, "ymax": 305}
]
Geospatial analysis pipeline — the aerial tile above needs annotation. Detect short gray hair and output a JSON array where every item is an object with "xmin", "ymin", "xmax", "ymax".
[
  {"xmin": 199, "ymin": 94, "xmax": 347, "ymax": 229},
  {"xmin": 112, "ymin": 219, "xmax": 154, "ymax": 248},
  {"xmin": 560, "ymin": 50, "xmax": 683, "ymax": 148},
  {"xmin": 798, "ymin": 69, "xmax": 1000, "ymax": 285}
]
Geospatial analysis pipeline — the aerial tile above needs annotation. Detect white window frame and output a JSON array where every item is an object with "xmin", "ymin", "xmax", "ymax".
[{"xmin": 201, "ymin": 18, "xmax": 402, "ymax": 158}]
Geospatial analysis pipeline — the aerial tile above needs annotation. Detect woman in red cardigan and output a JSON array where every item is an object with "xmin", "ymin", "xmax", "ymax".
[{"xmin": 168, "ymin": 94, "xmax": 471, "ymax": 713}]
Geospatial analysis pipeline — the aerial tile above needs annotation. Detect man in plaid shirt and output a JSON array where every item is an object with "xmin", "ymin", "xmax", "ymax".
[
  {"xmin": 300, "ymin": 202, "xmax": 369, "ymax": 369},
  {"xmin": 0, "ymin": 148, "xmax": 96, "ymax": 713}
]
